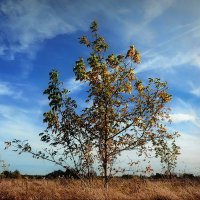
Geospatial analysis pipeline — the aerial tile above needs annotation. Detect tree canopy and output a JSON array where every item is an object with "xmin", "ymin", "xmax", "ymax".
[{"xmin": 6, "ymin": 21, "xmax": 180, "ymax": 188}]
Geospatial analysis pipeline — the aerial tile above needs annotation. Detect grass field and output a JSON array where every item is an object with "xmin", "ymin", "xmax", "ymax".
[{"xmin": 0, "ymin": 178, "xmax": 200, "ymax": 200}]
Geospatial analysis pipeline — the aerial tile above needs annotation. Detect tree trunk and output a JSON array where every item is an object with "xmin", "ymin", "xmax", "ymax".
[
  {"xmin": 103, "ymin": 97, "xmax": 109, "ymax": 190},
  {"xmin": 103, "ymin": 123, "xmax": 108, "ymax": 190},
  {"xmin": 103, "ymin": 154, "xmax": 108, "ymax": 190}
]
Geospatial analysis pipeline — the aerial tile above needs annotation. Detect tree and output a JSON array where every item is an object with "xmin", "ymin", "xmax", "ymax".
[
  {"xmin": 12, "ymin": 170, "xmax": 21, "ymax": 179},
  {"xmin": 159, "ymin": 140, "xmax": 180, "ymax": 177},
  {"xmin": 6, "ymin": 21, "xmax": 180, "ymax": 189},
  {"xmin": 74, "ymin": 21, "xmax": 179, "ymax": 188},
  {"xmin": 6, "ymin": 70, "xmax": 92, "ymax": 178}
]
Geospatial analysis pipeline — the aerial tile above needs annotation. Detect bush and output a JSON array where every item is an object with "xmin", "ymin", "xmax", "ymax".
[
  {"xmin": 121, "ymin": 174, "xmax": 134, "ymax": 179},
  {"xmin": 11, "ymin": 170, "xmax": 21, "ymax": 179}
]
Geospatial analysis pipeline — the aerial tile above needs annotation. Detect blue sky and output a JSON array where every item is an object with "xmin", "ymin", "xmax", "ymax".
[{"xmin": 0, "ymin": 0, "xmax": 200, "ymax": 175}]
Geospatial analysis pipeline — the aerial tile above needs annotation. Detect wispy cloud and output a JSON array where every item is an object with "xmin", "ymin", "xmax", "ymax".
[
  {"xmin": 0, "ymin": 82, "xmax": 13, "ymax": 96},
  {"xmin": 0, "ymin": 0, "xmax": 176, "ymax": 60},
  {"xmin": 142, "ymin": 0, "xmax": 175, "ymax": 23},
  {"xmin": 176, "ymin": 132, "xmax": 200, "ymax": 174},
  {"xmin": 0, "ymin": 0, "xmax": 89, "ymax": 59},
  {"xmin": 191, "ymin": 87, "xmax": 200, "ymax": 97},
  {"xmin": 171, "ymin": 98, "xmax": 200, "ymax": 128},
  {"xmin": 0, "ymin": 104, "xmax": 43, "ymax": 144},
  {"xmin": 136, "ymin": 20, "xmax": 200, "ymax": 73},
  {"xmin": 65, "ymin": 77, "xmax": 87, "ymax": 94},
  {"xmin": 168, "ymin": 97, "xmax": 200, "ymax": 173},
  {"xmin": 121, "ymin": 0, "xmax": 175, "ymax": 44},
  {"xmin": 136, "ymin": 51, "xmax": 192, "ymax": 74},
  {"xmin": 0, "ymin": 81, "xmax": 25, "ymax": 100},
  {"xmin": 0, "ymin": 103, "xmax": 59, "ymax": 174},
  {"xmin": 170, "ymin": 113, "xmax": 196, "ymax": 123},
  {"xmin": 189, "ymin": 82, "xmax": 200, "ymax": 98},
  {"xmin": 142, "ymin": 23, "xmax": 200, "ymax": 56}
]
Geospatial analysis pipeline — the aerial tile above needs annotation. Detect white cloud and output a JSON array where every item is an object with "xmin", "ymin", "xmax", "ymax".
[
  {"xmin": 122, "ymin": 0, "xmax": 175, "ymax": 44},
  {"xmin": 142, "ymin": 23, "xmax": 200, "ymax": 57},
  {"xmin": 0, "ymin": 81, "xmax": 25, "ymax": 100},
  {"xmin": 157, "ymin": 97, "xmax": 200, "ymax": 173},
  {"xmin": 189, "ymin": 81, "xmax": 200, "ymax": 97},
  {"xmin": 136, "ymin": 45, "xmax": 200, "ymax": 74},
  {"xmin": 191, "ymin": 87, "xmax": 200, "ymax": 97},
  {"xmin": 134, "ymin": 19, "xmax": 200, "ymax": 74},
  {"xmin": 170, "ymin": 98, "xmax": 200, "ymax": 128},
  {"xmin": 137, "ymin": 22, "xmax": 200, "ymax": 73},
  {"xmin": 136, "ymin": 52, "xmax": 190, "ymax": 73},
  {"xmin": 0, "ymin": 0, "xmax": 177, "ymax": 60},
  {"xmin": 0, "ymin": 104, "xmax": 46, "ymax": 173},
  {"xmin": 0, "ymin": 82, "xmax": 13, "ymax": 96},
  {"xmin": 142, "ymin": 0, "xmax": 174, "ymax": 23},
  {"xmin": 65, "ymin": 77, "xmax": 87, "ymax": 94},
  {"xmin": 192, "ymin": 54, "xmax": 200, "ymax": 68},
  {"xmin": 0, "ymin": 0, "xmax": 90, "ymax": 58},
  {"xmin": 170, "ymin": 113, "xmax": 196, "ymax": 123},
  {"xmin": 176, "ymin": 132, "xmax": 200, "ymax": 174},
  {"xmin": 0, "ymin": 103, "xmax": 60, "ymax": 174},
  {"xmin": 0, "ymin": 104, "xmax": 45, "ymax": 150},
  {"xmin": 0, "ymin": 104, "xmax": 41, "ymax": 126}
]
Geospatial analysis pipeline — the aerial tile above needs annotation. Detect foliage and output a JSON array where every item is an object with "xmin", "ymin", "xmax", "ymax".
[
  {"xmin": 121, "ymin": 174, "xmax": 134, "ymax": 179},
  {"xmin": 158, "ymin": 139, "xmax": 180, "ymax": 176},
  {"xmin": 46, "ymin": 169, "xmax": 80, "ymax": 179},
  {"xmin": 12, "ymin": 170, "xmax": 21, "ymax": 179},
  {"xmin": 1, "ymin": 170, "xmax": 21, "ymax": 179},
  {"xmin": 5, "ymin": 21, "xmax": 180, "ymax": 188},
  {"xmin": 5, "ymin": 71, "xmax": 92, "ymax": 177}
]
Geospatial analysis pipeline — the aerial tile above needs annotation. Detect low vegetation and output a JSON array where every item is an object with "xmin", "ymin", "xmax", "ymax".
[{"xmin": 0, "ymin": 177, "xmax": 199, "ymax": 200}]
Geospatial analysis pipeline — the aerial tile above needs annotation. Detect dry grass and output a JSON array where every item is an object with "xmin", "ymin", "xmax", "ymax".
[{"xmin": 0, "ymin": 178, "xmax": 199, "ymax": 200}]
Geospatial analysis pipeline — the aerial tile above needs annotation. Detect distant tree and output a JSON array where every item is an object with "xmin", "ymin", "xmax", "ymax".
[
  {"xmin": 1, "ymin": 170, "xmax": 21, "ymax": 179},
  {"xmin": 5, "ymin": 21, "xmax": 180, "ymax": 189},
  {"xmin": 121, "ymin": 174, "xmax": 134, "ymax": 179},
  {"xmin": 1, "ymin": 170, "xmax": 11, "ymax": 178},
  {"xmin": 46, "ymin": 170, "xmax": 64, "ymax": 179},
  {"xmin": 11, "ymin": 170, "xmax": 21, "ymax": 179},
  {"xmin": 151, "ymin": 173, "xmax": 177, "ymax": 179},
  {"xmin": 151, "ymin": 173, "xmax": 164, "ymax": 179},
  {"xmin": 159, "ymin": 140, "xmax": 180, "ymax": 177},
  {"xmin": 182, "ymin": 173, "xmax": 195, "ymax": 179}
]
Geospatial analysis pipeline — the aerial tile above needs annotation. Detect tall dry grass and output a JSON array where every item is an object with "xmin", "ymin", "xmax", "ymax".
[{"xmin": 0, "ymin": 178, "xmax": 199, "ymax": 200}]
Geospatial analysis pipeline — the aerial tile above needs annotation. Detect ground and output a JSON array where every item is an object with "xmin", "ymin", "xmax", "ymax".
[{"xmin": 0, "ymin": 178, "xmax": 199, "ymax": 200}]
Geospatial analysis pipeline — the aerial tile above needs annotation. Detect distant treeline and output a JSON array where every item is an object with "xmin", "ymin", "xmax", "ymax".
[{"xmin": 0, "ymin": 169, "xmax": 199, "ymax": 180}]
